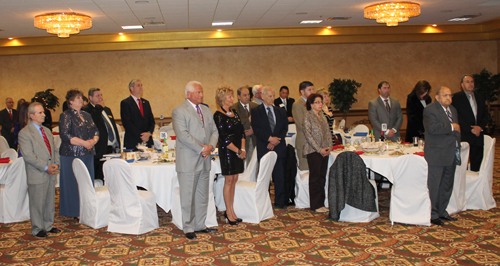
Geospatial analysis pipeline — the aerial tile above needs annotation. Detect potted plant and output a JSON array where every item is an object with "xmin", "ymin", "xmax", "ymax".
[
  {"xmin": 327, "ymin": 78, "xmax": 361, "ymax": 120},
  {"xmin": 31, "ymin": 88, "xmax": 60, "ymax": 111},
  {"xmin": 472, "ymin": 69, "xmax": 500, "ymax": 135}
]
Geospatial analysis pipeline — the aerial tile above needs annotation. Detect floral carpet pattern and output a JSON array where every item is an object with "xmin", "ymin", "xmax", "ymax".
[{"xmin": 1, "ymin": 141, "xmax": 500, "ymax": 265}]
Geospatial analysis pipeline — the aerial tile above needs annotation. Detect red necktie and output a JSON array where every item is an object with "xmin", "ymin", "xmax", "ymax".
[
  {"xmin": 137, "ymin": 99, "xmax": 144, "ymax": 117},
  {"xmin": 8, "ymin": 110, "xmax": 12, "ymax": 120},
  {"xmin": 40, "ymin": 128, "xmax": 52, "ymax": 156}
]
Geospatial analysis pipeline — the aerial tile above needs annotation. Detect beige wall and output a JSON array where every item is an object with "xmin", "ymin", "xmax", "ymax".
[{"xmin": 0, "ymin": 40, "xmax": 497, "ymax": 122}]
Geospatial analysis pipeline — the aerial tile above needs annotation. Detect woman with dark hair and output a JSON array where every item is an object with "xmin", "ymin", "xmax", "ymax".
[
  {"xmin": 13, "ymin": 102, "xmax": 30, "ymax": 153},
  {"xmin": 16, "ymin": 98, "xmax": 26, "ymax": 110},
  {"xmin": 59, "ymin": 89, "xmax": 99, "ymax": 220},
  {"xmin": 303, "ymin": 93, "xmax": 332, "ymax": 213},
  {"xmin": 406, "ymin": 80, "xmax": 432, "ymax": 142}
]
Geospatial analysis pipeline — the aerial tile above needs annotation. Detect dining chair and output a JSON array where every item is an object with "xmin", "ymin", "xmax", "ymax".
[
  {"xmin": 0, "ymin": 158, "xmax": 30, "ymax": 223},
  {"xmin": 233, "ymin": 151, "xmax": 277, "ymax": 224},
  {"xmin": 0, "ymin": 137, "xmax": 9, "ymax": 155},
  {"xmin": 464, "ymin": 135, "xmax": 496, "ymax": 210},
  {"xmin": 1, "ymin": 148, "xmax": 18, "ymax": 161},
  {"xmin": 288, "ymin": 123, "xmax": 297, "ymax": 134},
  {"xmin": 103, "ymin": 159, "xmax": 159, "ymax": 234},
  {"xmin": 446, "ymin": 142, "xmax": 470, "ymax": 215},
  {"xmin": 51, "ymin": 126, "xmax": 59, "ymax": 133},
  {"xmin": 294, "ymin": 154, "xmax": 332, "ymax": 209},
  {"xmin": 353, "ymin": 124, "xmax": 369, "ymax": 134},
  {"xmin": 73, "ymin": 159, "xmax": 110, "ymax": 229}
]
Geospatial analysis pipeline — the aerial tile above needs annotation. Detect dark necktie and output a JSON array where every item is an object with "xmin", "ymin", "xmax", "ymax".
[
  {"xmin": 40, "ymin": 127, "xmax": 52, "ymax": 156},
  {"xmin": 196, "ymin": 105, "xmax": 204, "ymax": 126},
  {"xmin": 384, "ymin": 99, "xmax": 390, "ymax": 113},
  {"xmin": 446, "ymin": 109, "xmax": 453, "ymax": 123},
  {"xmin": 137, "ymin": 98, "xmax": 144, "ymax": 117},
  {"xmin": 102, "ymin": 113, "xmax": 115, "ymax": 143},
  {"xmin": 267, "ymin": 107, "xmax": 275, "ymax": 132}
]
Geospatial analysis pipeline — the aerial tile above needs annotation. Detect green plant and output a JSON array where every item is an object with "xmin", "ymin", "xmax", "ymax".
[
  {"xmin": 31, "ymin": 89, "xmax": 59, "ymax": 111},
  {"xmin": 472, "ymin": 68, "xmax": 500, "ymax": 129},
  {"xmin": 328, "ymin": 78, "xmax": 361, "ymax": 114}
]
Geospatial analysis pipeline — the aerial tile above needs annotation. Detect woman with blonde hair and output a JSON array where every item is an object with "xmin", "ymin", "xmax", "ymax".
[
  {"xmin": 316, "ymin": 88, "xmax": 336, "ymax": 145},
  {"xmin": 214, "ymin": 86, "xmax": 246, "ymax": 225}
]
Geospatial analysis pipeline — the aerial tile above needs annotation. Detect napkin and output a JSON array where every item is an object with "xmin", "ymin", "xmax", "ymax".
[
  {"xmin": 286, "ymin": 133, "xmax": 296, "ymax": 137},
  {"xmin": 125, "ymin": 159, "xmax": 135, "ymax": 163},
  {"xmin": 170, "ymin": 136, "xmax": 177, "ymax": 140},
  {"xmin": 0, "ymin": 157, "xmax": 10, "ymax": 163},
  {"xmin": 332, "ymin": 145, "xmax": 344, "ymax": 150},
  {"xmin": 354, "ymin": 151, "xmax": 364, "ymax": 155},
  {"xmin": 353, "ymin": 132, "xmax": 368, "ymax": 137},
  {"xmin": 52, "ymin": 132, "xmax": 60, "ymax": 135},
  {"xmin": 414, "ymin": 152, "xmax": 424, "ymax": 156}
]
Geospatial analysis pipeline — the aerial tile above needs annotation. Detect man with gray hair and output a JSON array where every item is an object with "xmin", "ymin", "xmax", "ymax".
[
  {"xmin": 252, "ymin": 84, "xmax": 263, "ymax": 105},
  {"xmin": 0, "ymin": 97, "xmax": 18, "ymax": 149},
  {"xmin": 231, "ymin": 86, "xmax": 258, "ymax": 165},
  {"xmin": 120, "ymin": 79, "xmax": 155, "ymax": 149}
]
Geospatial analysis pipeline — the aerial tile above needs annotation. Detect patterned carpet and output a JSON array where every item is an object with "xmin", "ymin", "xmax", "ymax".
[{"xmin": 1, "ymin": 141, "xmax": 500, "ymax": 265}]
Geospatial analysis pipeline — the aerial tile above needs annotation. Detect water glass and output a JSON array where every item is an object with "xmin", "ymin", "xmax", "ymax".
[{"xmin": 396, "ymin": 137, "xmax": 401, "ymax": 145}]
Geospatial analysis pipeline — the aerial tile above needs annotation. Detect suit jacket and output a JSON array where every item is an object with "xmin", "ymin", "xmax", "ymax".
[
  {"xmin": 451, "ymin": 90, "xmax": 488, "ymax": 147},
  {"xmin": 274, "ymin": 97, "xmax": 295, "ymax": 122},
  {"xmin": 82, "ymin": 103, "xmax": 120, "ymax": 157},
  {"xmin": 423, "ymin": 101, "xmax": 461, "ymax": 166},
  {"xmin": 406, "ymin": 91, "xmax": 432, "ymax": 142},
  {"xmin": 0, "ymin": 108, "xmax": 18, "ymax": 148},
  {"xmin": 18, "ymin": 122, "xmax": 60, "ymax": 185},
  {"xmin": 120, "ymin": 96, "xmax": 155, "ymax": 149},
  {"xmin": 172, "ymin": 100, "xmax": 218, "ymax": 173},
  {"xmin": 291, "ymin": 97, "xmax": 308, "ymax": 169},
  {"xmin": 368, "ymin": 96, "xmax": 403, "ymax": 141},
  {"xmin": 303, "ymin": 110, "xmax": 332, "ymax": 155},
  {"xmin": 251, "ymin": 104, "xmax": 288, "ymax": 160},
  {"xmin": 231, "ymin": 101, "xmax": 258, "ymax": 150}
]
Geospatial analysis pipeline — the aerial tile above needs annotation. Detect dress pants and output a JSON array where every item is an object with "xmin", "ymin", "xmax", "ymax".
[
  {"xmin": 306, "ymin": 152, "xmax": 329, "ymax": 210},
  {"xmin": 177, "ymin": 168, "xmax": 210, "ymax": 233},
  {"xmin": 28, "ymin": 174, "xmax": 56, "ymax": 235},
  {"xmin": 469, "ymin": 144, "xmax": 483, "ymax": 172},
  {"xmin": 428, "ymin": 164, "xmax": 456, "ymax": 220},
  {"xmin": 272, "ymin": 156, "xmax": 287, "ymax": 207}
]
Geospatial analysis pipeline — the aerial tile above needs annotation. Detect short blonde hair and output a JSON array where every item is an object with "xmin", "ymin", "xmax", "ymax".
[
  {"xmin": 316, "ymin": 88, "xmax": 328, "ymax": 97},
  {"xmin": 215, "ymin": 86, "xmax": 234, "ymax": 107}
]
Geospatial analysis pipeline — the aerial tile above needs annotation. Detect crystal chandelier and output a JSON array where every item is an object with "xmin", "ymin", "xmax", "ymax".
[
  {"xmin": 34, "ymin": 12, "xmax": 92, "ymax": 38},
  {"xmin": 364, "ymin": 2, "xmax": 421, "ymax": 26}
]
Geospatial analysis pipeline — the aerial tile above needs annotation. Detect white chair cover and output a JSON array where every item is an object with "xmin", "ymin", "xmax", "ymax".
[
  {"xmin": 0, "ymin": 158, "xmax": 29, "ymax": 223},
  {"xmin": 339, "ymin": 179, "xmax": 380, "ymax": 222},
  {"xmin": 294, "ymin": 154, "xmax": 334, "ymax": 209},
  {"xmin": 353, "ymin": 124, "xmax": 369, "ymax": 133},
  {"xmin": 390, "ymin": 155, "xmax": 431, "ymax": 226},
  {"xmin": 290, "ymin": 134, "xmax": 297, "ymax": 148},
  {"xmin": 116, "ymin": 124, "xmax": 124, "ymax": 134},
  {"xmin": 239, "ymin": 151, "xmax": 258, "ymax": 182},
  {"xmin": 288, "ymin": 124, "xmax": 297, "ymax": 134},
  {"xmin": 1, "ymin": 149, "xmax": 17, "ymax": 161},
  {"xmin": 153, "ymin": 139, "xmax": 162, "ymax": 150},
  {"xmin": 171, "ymin": 160, "xmax": 218, "ymax": 230},
  {"xmin": 338, "ymin": 119, "xmax": 346, "ymax": 130},
  {"xmin": 0, "ymin": 137, "xmax": 9, "ymax": 155},
  {"xmin": 52, "ymin": 126, "xmax": 59, "ymax": 133},
  {"xmin": 447, "ymin": 142, "xmax": 470, "ymax": 215},
  {"xmin": 73, "ymin": 159, "xmax": 110, "ymax": 229},
  {"xmin": 233, "ymin": 151, "xmax": 277, "ymax": 224},
  {"xmin": 159, "ymin": 126, "xmax": 172, "ymax": 132},
  {"xmin": 465, "ymin": 135, "xmax": 496, "ymax": 210},
  {"xmin": 103, "ymin": 159, "xmax": 159, "ymax": 234}
]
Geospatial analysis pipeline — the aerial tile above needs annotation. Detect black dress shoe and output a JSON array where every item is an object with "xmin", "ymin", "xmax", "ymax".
[
  {"xmin": 35, "ymin": 231, "xmax": 47, "ymax": 238},
  {"xmin": 48, "ymin": 228, "xmax": 61, "ymax": 233},
  {"xmin": 185, "ymin": 232, "xmax": 197, "ymax": 240},
  {"xmin": 431, "ymin": 218, "xmax": 444, "ymax": 226},
  {"xmin": 195, "ymin": 228, "xmax": 217, "ymax": 234},
  {"xmin": 274, "ymin": 205, "xmax": 287, "ymax": 210},
  {"xmin": 440, "ymin": 215, "xmax": 458, "ymax": 221}
]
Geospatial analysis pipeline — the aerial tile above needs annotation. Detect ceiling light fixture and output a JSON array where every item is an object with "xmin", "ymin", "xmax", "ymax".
[
  {"xmin": 8, "ymin": 37, "xmax": 13, "ymax": 40},
  {"xmin": 121, "ymin": 25, "xmax": 143, "ymax": 29},
  {"xmin": 448, "ymin": 17, "xmax": 471, "ymax": 21},
  {"xmin": 300, "ymin": 20, "xmax": 323, "ymax": 24},
  {"xmin": 432, "ymin": 24, "xmax": 437, "ymax": 27},
  {"xmin": 118, "ymin": 32, "xmax": 123, "ymax": 35},
  {"xmin": 217, "ymin": 29, "xmax": 222, "ymax": 32},
  {"xmin": 327, "ymin": 26, "xmax": 332, "ymax": 29},
  {"xmin": 364, "ymin": 2, "xmax": 421, "ymax": 26},
  {"xmin": 212, "ymin": 21, "xmax": 233, "ymax": 26},
  {"xmin": 34, "ymin": 12, "xmax": 92, "ymax": 38}
]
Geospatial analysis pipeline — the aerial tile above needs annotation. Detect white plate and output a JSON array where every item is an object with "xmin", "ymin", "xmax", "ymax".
[
  {"xmin": 103, "ymin": 153, "xmax": 121, "ymax": 158},
  {"xmin": 363, "ymin": 152, "xmax": 379, "ymax": 156}
]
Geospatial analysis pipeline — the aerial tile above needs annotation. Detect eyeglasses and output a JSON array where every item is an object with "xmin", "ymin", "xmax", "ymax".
[{"xmin": 313, "ymin": 101, "xmax": 322, "ymax": 104}]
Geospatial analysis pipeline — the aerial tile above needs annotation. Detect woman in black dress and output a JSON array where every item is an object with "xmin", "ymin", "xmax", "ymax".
[
  {"xmin": 406, "ymin": 80, "xmax": 432, "ymax": 142},
  {"xmin": 214, "ymin": 86, "xmax": 246, "ymax": 225},
  {"xmin": 317, "ymin": 88, "xmax": 336, "ymax": 145}
]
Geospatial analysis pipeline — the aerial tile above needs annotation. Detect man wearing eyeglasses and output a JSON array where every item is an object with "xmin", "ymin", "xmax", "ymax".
[{"xmin": 0, "ymin": 97, "xmax": 18, "ymax": 149}]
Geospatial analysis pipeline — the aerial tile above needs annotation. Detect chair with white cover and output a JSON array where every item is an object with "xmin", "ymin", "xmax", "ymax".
[
  {"xmin": 103, "ymin": 159, "xmax": 159, "ymax": 234},
  {"xmin": 288, "ymin": 124, "xmax": 297, "ymax": 134},
  {"xmin": 0, "ymin": 158, "xmax": 29, "ymax": 223},
  {"xmin": 390, "ymin": 155, "xmax": 430, "ymax": 226},
  {"xmin": 353, "ymin": 124, "xmax": 369, "ymax": 134},
  {"xmin": 233, "ymin": 151, "xmax": 277, "ymax": 223},
  {"xmin": 1, "ymin": 149, "xmax": 17, "ymax": 161},
  {"xmin": 290, "ymin": 134, "xmax": 297, "ymax": 148},
  {"xmin": 338, "ymin": 119, "xmax": 345, "ymax": 130},
  {"xmin": 465, "ymin": 135, "xmax": 496, "ymax": 210},
  {"xmin": 294, "ymin": 154, "xmax": 334, "ymax": 209},
  {"xmin": 159, "ymin": 126, "xmax": 172, "ymax": 132},
  {"xmin": 446, "ymin": 142, "xmax": 470, "ymax": 215},
  {"xmin": 73, "ymin": 159, "xmax": 110, "ymax": 229},
  {"xmin": 52, "ymin": 126, "xmax": 59, "ymax": 133},
  {"xmin": 0, "ymin": 137, "xmax": 9, "ymax": 155}
]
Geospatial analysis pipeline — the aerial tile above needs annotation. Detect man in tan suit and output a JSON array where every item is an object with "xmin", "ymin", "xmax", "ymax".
[
  {"xmin": 292, "ymin": 81, "xmax": 315, "ymax": 170},
  {"xmin": 232, "ymin": 86, "xmax": 258, "ymax": 165},
  {"xmin": 19, "ymin": 102, "xmax": 60, "ymax": 238}
]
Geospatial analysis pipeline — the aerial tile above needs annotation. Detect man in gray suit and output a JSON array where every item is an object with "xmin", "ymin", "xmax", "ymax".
[
  {"xmin": 292, "ymin": 81, "xmax": 314, "ymax": 170},
  {"xmin": 172, "ymin": 81, "xmax": 219, "ymax": 240},
  {"xmin": 18, "ymin": 102, "xmax": 61, "ymax": 238},
  {"xmin": 423, "ymin": 86, "xmax": 461, "ymax": 226},
  {"xmin": 231, "ymin": 86, "xmax": 258, "ymax": 165},
  {"xmin": 368, "ymin": 81, "xmax": 403, "ymax": 141}
]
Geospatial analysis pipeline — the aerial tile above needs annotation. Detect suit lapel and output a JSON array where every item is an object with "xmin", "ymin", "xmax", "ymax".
[{"xmin": 30, "ymin": 124, "xmax": 50, "ymax": 157}]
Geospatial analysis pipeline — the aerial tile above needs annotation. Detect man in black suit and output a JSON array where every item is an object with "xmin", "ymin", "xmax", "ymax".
[
  {"xmin": 451, "ymin": 75, "xmax": 488, "ymax": 171},
  {"xmin": 83, "ymin": 88, "xmax": 120, "ymax": 181},
  {"xmin": 0, "ymin": 97, "xmax": 18, "ymax": 149},
  {"xmin": 120, "ymin": 79, "xmax": 155, "ymax": 150},
  {"xmin": 423, "ymin": 86, "xmax": 461, "ymax": 226},
  {"xmin": 251, "ymin": 87, "xmax": 288, "ymax": 209},
  {"xmin": 274, "ymin": 86, "xmax": 295, "ymax": 124}
]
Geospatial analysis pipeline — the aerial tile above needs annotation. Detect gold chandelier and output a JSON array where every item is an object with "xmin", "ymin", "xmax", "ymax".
[
  {"xmin": 34, "ymin": 12, "xmax": 92, "ymax": 38},
  {"xmin": 364, "ymin": 2, "xmax": 421, "ymax": 26}
]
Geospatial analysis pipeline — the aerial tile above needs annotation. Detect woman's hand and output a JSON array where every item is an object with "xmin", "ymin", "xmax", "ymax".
[
  {"xmin": 238, "ymin": 150, "xmax": 246, "ymax": 159},
  {"xmin": 82, "ymin": 140, "xmax": 93, "ymax": 150},
  {"xmin": 320, "ymin": 147, "xmax": 331, "ymax": 157}
]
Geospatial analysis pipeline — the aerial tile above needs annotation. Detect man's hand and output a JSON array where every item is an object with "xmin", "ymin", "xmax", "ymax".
[
  {"xmin": 452, "ymin": 123, "xmax": 461, "ymax": 132},
  {"xmin": 288, "ymin": 117, "xmax": 294, "ymax": 123},
  {"xmin": 140, "ymin": 132, "xmax": 151, "ymax": 142},
  {"xmin": 245, "ymin": 128, "xmax": 253, "ymax": 136},
  {"xmin": 268, "ymin": 136, "xmax": 281, "ymax": 146},
  {"xmin": 386, "ymin": 129, "xmax": 396, "ymax": 138},
  {"xmin": 471, "ymin": 125, "xmax": 481, "ymax": 137},
  {"xmin": 201, "ymin": 144, "xmax": 213, "ymax": 160},
  {"xmin": 46, "ymin": 164, "xmax": 59, "ymax": 175},
  {"xmin": 267, "ymin": 143, "xmax": 275, "ymax": 150}
]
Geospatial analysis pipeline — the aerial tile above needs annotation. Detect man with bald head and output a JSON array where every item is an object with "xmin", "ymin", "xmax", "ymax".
[
  {"xmin": 423, "ymin": 86, "xmax": 461, "ymax": 226},
  {"xmin": 0, "ymin": 97, "xmax": 18, "ymax": 149}
]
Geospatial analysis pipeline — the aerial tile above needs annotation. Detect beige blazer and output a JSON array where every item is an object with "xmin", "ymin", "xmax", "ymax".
[
  {"xmin": 303, "ymin": 110, "xmax": 332, "ymax": 155},
  {"xmin": 292, "ymin": 97, "xmax": 308, "ymax": 169}
]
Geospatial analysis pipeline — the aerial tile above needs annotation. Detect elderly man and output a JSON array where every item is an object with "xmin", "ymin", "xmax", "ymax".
[
  {"xmin": 0, "ymin": 97, "xmax": 18, "ymax": 148},
  {"xmin": 451, "ymin": 75, "xmax": 488, "ymax": 171},
  {"xmin": 423, "ymin": 86, "xmax": 461, "ymax": 226},
  {"xmin": 19, "ymin": 102, "xmax": 61, "ymax": 237},
  {"xmin": 292, "ymin": 81, "xmax": 314, "ymax": 170},
  {"xmin": 120, "ymin": 79, "xmax": 155, "ymax": 150},
  {"xmin": 368, "ymin": 81, "xmax": 403, "ymax": 142},
  {"xmin": 231, "ymin": 86, "xmax": 258, "ymax": 165},
  {"xmin": 252, "ymin": 84, "xmax": 263, "ymax": 105},
  {"xmin": 83, "ymin": 88, "xmax": 120, "ymax": 182},
  {"xmin": 274, "ymin": 86, "xmax": 295, "ymax": 124},
  {"xmin": 172, "ymin": 81, "xmax": 219, "ymax": 240},
  {"xmin": 251, "ymin": 86, "xmax": 288, "ymax": 209}
]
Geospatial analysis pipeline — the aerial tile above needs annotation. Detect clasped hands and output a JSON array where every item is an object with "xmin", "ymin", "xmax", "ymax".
[
  {"xmin": 320, "ymin": 147, "xmax": 331, "ymax": 157},
  {"xmin": 46, "ymin": 164, "xmax": 59, "ymax": 175},
  {"xmin": 201, "ymin": 144, "xmax": 213, "ymax": 160},
  {"xmin": 470, "ymin": 125, "xmax": 481, "ymax": 136},
  {"xmin": 82, "ymin": 138, "xmax": 98, "ymax": 150},
  {"xmin": 267, "ymin": 136, "xmax": 281, "ymax": 150}
]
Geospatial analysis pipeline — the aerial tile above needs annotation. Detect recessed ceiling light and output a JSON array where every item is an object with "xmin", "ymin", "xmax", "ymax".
[
  {"xmin": 432, "ymin": 24, "xmax": 437, "ymax": 27},
  {"xmin": 327, "ymin": 26, "xmax": 332, "ymax": 29},
  {"xmin": 121, "ymin": 25, "xmax": 143, "ymax": 29},
  {"xmin": 448, "ymin": 17, "xmax": 471, "ymax": 21},
  {"xmin": 300, "ymin": 20, "xmax": 323, "ymax": 24},
  {"xmin": 217, "ymin": 29, "xmax": 222, "ymax": 32},
  {"xmin": 212, "ymin": 21, "xmax": 233, "ymax": 26},
  {"xmin": 118, "ymin": 32, "xmax": 123, "ymax": 35},
  {"xmin": 8, "ymin": 37, "xmax": 13, "ymax": 40},
  {"xmin": 135, "ymin": 1, "xmax": 149, "ymax": 3}
]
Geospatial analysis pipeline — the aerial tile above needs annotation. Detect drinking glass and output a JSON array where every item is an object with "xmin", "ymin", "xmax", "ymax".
[
  {"xmin": 345, "ymin": 141, "xmax": 351, "ymax": 150},
  {"xmin": 361, "ymin": 137, "xmax": 367, "ymax": 144},
  {"xmin": 379, "ymin": 142, "xmax": 385, "ymax": 154},
  {"xmin": 396, "ymin": 137, "xmax": 401, "ymax": 145},
  {"xmin": 353, "ymin": 140, "xmax": 360, "ymax": 150}
]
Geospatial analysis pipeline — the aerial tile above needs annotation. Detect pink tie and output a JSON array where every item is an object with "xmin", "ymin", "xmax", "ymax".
[{"xmin": 196, "ymin": 105, "xmax": 204, "ymax": 126}]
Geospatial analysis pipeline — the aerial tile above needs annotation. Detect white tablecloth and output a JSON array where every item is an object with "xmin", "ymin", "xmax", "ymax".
[{"xmin": 0, "ymin": 162, "xmax": 13, "ymax": 184}]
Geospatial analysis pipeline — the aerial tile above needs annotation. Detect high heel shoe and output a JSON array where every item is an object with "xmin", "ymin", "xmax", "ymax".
[
  {"xmin": 224, "ymin": 212, "xmax": 239, "ymax": 225},
  {"xmin": 236, "ymin": 218, "xmax": 243, "ymax": 223}
]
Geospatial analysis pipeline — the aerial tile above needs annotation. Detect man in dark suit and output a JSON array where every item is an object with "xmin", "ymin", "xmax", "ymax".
[
  {"xmin": 274, "ymin": 86, "xmax": 295, "ymax": 124},
  {"xmin": 423, "ymin": 86, "xmax": 461, "ymax": 226},
  {"xmin": 83, "ymin": 88, "xmax": 120, "ymax": 181},
  {"xmin": 451, "ymin": 75, "xmax": 488, "ymax": 171},
  {"xmin": 251, "ymin": 86, "xmax": 288, "ymax": 209},
  {"xmin": 120, "ymin": 79, "xmax": 155, "ymax": 150},
  {"xmin": 368, "ymin": 81, "xmax": 403, "ymax": 142},
  {"xmin": 0, "ymin": 97, "xmax": 18, "ymax": 149},
  {"xmin": 231, "ymin": 86, "xmax": 258, "ymax": 165}
]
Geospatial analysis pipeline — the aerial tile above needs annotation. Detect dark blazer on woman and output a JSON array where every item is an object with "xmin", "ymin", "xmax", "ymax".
[{"xmin": 406, "ymin": 91, "xmax": 432, "ymax": 142}]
